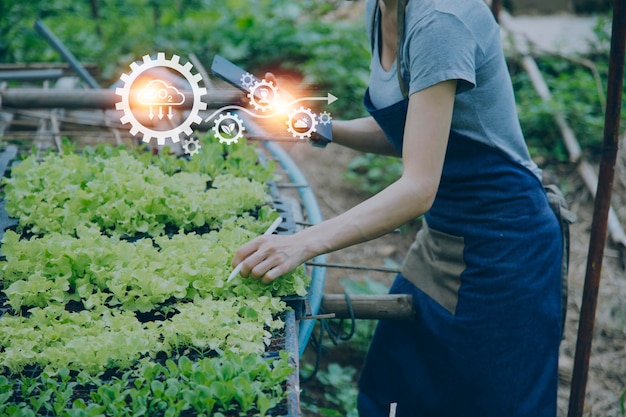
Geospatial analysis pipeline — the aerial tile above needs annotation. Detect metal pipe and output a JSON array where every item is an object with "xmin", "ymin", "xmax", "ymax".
[
  {"xmin": 263, "ymin": 141, "xmax": 327, "ymax": 358},
  {"xmin": 0, "ymin": 69, "xmax": 63, "ymax": 82},
  {"xmin": 306, "ymin": 261, "xmax": 400, "ymax": 274},
  {"xmin": 567, "ymin": 1, "xmax": 626, "ymax": 416},
  {"xmin": 2, "ymin": 89, "xmax": 117, "ymax": 109},
  {"xmin": 34, "ymin": 20, "xmax": 100, "ymax": 89},
  {"xmin": 0, "ymin": 88, "xmax": 241, "ymax": 109}
]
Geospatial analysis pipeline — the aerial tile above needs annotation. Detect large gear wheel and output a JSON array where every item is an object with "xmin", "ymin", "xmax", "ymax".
[
  {"xmin": 247, "ymin": 79, "xmax": 279, "ymax": 112},
  {"xmin": 212, "ymin": 112, "xmax": 245, "ymax": 145},
  {"xmin": 182, "ymin": 137, "xmax": 201, "ymax": 156},
  {"xmin": 115, "ymin": 52, "xmax": 207, "ymax": 145},
  {"xmin": 286, "ymin": 107, "xmax": 318, "ymax": 140}
]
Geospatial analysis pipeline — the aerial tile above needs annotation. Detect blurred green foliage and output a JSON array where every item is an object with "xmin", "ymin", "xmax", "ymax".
[
  {"xmin": 509, "ymin": 16, "xmax": 625, "ymax": 163},
  {"xmin": 4, "ymin": 2, "xmax": 623, "ymax": 195},
  {"xmin": 0, "ymin": 0, "xmax": 370, "ymax": 118},
  {"xmin": 344, "ymin": 153, "xmax": 402, "ymax": 195},
  {"xmin": 301, "ymin": 363, "xmax": 359, "ymax": 417}
]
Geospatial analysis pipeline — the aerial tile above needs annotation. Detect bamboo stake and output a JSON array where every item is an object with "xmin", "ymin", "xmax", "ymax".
[{"xmin": 568, "ymin": 1, "xmax": 626, "ymax": 415}]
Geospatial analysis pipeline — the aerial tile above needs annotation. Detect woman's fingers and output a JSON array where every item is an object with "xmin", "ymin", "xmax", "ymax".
[
  {"xmin": 231, "ymin": 241, "xmax": 257, "ymax": 269},
  {"xmin": 265, "ymin": 72, "xmax": 278, "ymax": 85},
  {"xmin": 232, "ymin": 235, "xmax": 301, "ymax": 283}
]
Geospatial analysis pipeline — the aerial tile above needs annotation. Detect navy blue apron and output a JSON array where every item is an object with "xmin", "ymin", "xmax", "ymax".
[{"xmin": 357, "ymin": 89, "xmax": 562, "ymax": 417}]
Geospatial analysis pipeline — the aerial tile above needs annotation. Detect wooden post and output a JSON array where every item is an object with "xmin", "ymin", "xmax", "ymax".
[
  {"xmin": 567, "ymin": 1, "xmax": 626, "ymax": 416},
  {"xmin": 321, "ymin": 294, "xmax": 414, "ymax": 320}
]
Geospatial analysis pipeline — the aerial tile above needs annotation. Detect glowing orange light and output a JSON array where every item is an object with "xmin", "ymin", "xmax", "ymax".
[
  {"xmin": 129, "ymin": 77, "xmax": 156, "ymax": 111},
  {"xmin": 273, "ymin": 97, "xmax": 293, "ymax": 115}
]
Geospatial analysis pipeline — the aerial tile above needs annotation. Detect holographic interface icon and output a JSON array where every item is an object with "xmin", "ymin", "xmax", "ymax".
[
  {"xmin": 212, "ymin": 112, "xmax": 246, "ymax": 145},
  {"xmin": 116, "ymin": 53, "xmax": 207, "ymax": 145},
  {"xmin": 182, "ymin": 137, "xmax": 201, "ymax": 156},
  {"xmin": 247, "ymin": 79, "xmax": 279, "ymax": 112},
  {"xmin": 286, "ymin": 107, "xmax": 318, "ymax": 140},
  {"xmin": 137, "ymin": 79, "xmax": 185, "ymax": 120},
  {"xmin": 115, "ymin": 53, "xmax": 336, "ymax": 152}
]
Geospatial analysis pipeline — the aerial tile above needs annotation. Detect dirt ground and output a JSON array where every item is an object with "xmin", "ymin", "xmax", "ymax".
[{"xmin": 278, "ymin": 138, "xmax": 626, "ymax": 416}]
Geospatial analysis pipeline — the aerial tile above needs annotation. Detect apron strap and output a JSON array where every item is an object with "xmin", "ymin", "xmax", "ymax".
[
  {"xmin": 397, "ymin": 0, "xmax": 409, "ymax": 98},
  {"xmin": 370, "ymin": 0, "xmax": 410, "ymax": 99}
]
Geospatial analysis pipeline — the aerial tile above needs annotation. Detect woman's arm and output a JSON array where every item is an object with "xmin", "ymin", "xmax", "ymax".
[
  {"xmin": 331, "ymin": 117, "xmax": 400, "ymax": 156},
  {"xmin": 232, "ymin": 79, "xmax": 457, "ymax": 283}
]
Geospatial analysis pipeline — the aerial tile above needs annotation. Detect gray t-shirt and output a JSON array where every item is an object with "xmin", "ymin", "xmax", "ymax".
[{"xmin": 366, "ymin": 0, "xmax": 541, "ymax": 179}]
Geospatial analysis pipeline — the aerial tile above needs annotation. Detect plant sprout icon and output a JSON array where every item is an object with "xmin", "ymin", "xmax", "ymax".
[
  {"xmin": 220, "ymin": 122, "xmax": 236, "ymax": 136},
  {"xmin": 138, "ymin": 79, "xmax": 185, "ymax": 120}
]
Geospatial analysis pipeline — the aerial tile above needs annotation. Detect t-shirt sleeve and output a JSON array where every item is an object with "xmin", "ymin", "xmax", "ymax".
[{"xmin": 404, "ymin": 11, "xmax": 478, "ymax": 96}]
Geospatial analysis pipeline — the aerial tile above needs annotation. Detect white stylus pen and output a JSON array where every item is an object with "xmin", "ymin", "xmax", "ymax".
[{"xmin": 226, "ymin": 217, "xmax": 283, "ymax": 283}]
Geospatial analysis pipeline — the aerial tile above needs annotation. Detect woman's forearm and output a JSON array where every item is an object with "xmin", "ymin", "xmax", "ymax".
[
  {"xmin": 298, "ymin": 174, "xmax": 436, "ymax": 257},
  {"xmin": 332, "ymin": 117, "xmax": 400, "ymax": 156},
  {"xmin": 231, "ymin": 174, "xmax": 436, "ymax": 283}
]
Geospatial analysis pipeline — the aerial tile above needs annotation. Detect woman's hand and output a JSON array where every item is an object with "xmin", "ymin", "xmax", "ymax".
[{"xmin": 231, "ymin": 234, "xmax": 314, "ymax": 284}]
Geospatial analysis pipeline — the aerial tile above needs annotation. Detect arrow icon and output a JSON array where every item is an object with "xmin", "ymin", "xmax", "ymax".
[
  {"xmin": 148, "ymin": 106, "xmax": 154, "ymax": 120},
  {"xmin": 158, "ymin": 106, "xmax": 164, "ymax": 120},
  {"xmin": 167, "ymin": 106, "xmax": 173, "ymax": 119},
  {"xmin": 293, "ymin": 92, "xmax": 338, "ymax": 105}
]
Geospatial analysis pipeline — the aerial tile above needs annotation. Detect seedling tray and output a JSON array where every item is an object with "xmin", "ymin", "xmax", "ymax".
[{"xmin": 0, "ymin": 144, "xmax": 303, "ymax": 416}]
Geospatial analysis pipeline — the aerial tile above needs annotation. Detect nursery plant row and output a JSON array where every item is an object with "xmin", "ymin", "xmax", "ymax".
[{"xmin": 0, "ymin": 136, "xmax": 309, "ymax": 416}]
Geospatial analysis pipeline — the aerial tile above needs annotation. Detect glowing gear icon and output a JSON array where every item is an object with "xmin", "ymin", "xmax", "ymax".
[
  {"xmin": 182, "ymin": 137, "xmax": 201, "ymax": 156},
  {"xmin": 318, "ymin": 111, "xmax": 332, "ymax": 125},
  {"xmin": 212, "ymin": 112, "xmax": 245, "ymax": 145},
  {"xmin": 240, "ymin": 72, "xmax": 255, "ymax": 90},
  {"xmin": 115, "ymin": 52, "xmax": 207, "ymax": 145},
  {"xmin": 286, "ymin": 107, "xmax": 318, "ymax": 140},
  {"xmin": 247, "ymin": 79, "xmax": 279, "ymax": 112}
]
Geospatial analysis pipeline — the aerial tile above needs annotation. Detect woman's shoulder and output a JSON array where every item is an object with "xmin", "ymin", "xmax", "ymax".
[
  {"xmin": 404, "ymin": 0, "xmax": 501, "ymax": 63},
  {"xmin": 406, "ymin": 0, "xmax": 499, "ymax": 38}
]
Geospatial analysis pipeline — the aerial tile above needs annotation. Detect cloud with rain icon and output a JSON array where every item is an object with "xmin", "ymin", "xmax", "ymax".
[{"xmin": 138, "ymin": 79, "xmax": 185, "ymax": 106}]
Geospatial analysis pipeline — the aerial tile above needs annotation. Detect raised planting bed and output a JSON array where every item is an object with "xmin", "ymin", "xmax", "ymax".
[{"xmin": 0, "ymin": 136, "xmax": 308, "ymax": 416}]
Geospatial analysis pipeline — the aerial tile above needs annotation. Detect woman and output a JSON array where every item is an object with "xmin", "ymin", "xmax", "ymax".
[{"xmin": 232, "ymin": 0, "xmax": 563, "ymax": 415}]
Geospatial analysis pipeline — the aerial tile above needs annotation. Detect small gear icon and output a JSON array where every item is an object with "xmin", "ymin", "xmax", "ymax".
[
  {"xmin": 115, "ymin": 53, "xmax": 207, "ymax": 145},
  {"xmin": 240, "ymin": 72, "xmax": 255, "ymax": 90},
  {"xmin": 318, "ymin": 111, "xmax": 332, "ymax": 125},
  {"xmin": 286, "ymin": 107, "xmax": 318, "ymax": 140},
  {"xmin": 182, "ymin": 137, "xmax": 201, "ymax": 156},
  {"xmin": 247, "ymin": 79, "xmax": 279, "ymax": 112},
  {"xmin": 212, "ymin": 112, "xmax": 245, "ymax": 145}
]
